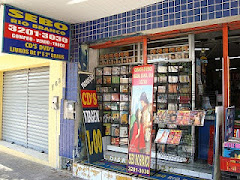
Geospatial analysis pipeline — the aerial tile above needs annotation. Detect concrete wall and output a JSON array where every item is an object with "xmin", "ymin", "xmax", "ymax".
[{"xmin": 0, "ymin": 54, "xmax": 65, "ymax": 168}]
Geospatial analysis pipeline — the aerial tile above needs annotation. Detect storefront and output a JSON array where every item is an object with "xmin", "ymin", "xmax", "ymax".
[{"xmin": 70, "ymin": 1, "xmax": 240, "ymax": 179}]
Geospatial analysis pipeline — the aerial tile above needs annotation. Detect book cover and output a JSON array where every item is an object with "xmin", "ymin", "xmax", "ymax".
[
  {"xmin": 103, "ymin": 67, "xmax": 111, "ymax": 75},
  {"xmin": 104, "ymin": 123, "xmax": 111, "ymax": 136},
  {"xmin": 155, "ymin": 129, "xmax": 170, "ymax": 144},
  {"xmin": 120, "ymin": 111, "xmax": 128, "ymax": 124},
  {"xmin": 190, "ymin": 110, "xmax": 206, "ymax": 126},
  {"xmin": 166, "ymin": 130, "xmax": 182, "ymax": 145},
  {"xmin": 111, "ymin": 124, "xmax": 120, "ymax": 136},
  {"xmin": 111, "ymin": 137, "xmax": 120, "ymax": 146},
  {"xmin": 111, "ymin": 93, "xmax": 120, "ymax": 101},
  {"xmin": 120, "ymin": 126, "xmax": 128, "ymax": 137},
  {"xmin": 176, "ymin": 111, "xmax": 191, "ymax": 125}
]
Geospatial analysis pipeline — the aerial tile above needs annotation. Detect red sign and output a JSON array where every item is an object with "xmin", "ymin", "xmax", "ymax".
[
  {"xmin": 81, "ymin": 90, "xmax": 98, "ymax": 108},
  {"xmin": 132, "ymin": 65, "xmax": 154, "ymax": 86}
]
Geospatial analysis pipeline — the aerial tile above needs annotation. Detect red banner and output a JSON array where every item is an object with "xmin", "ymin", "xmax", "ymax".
[{"xmin": 81, "ymin": 90, "xmax": 99, "ymax": 108}]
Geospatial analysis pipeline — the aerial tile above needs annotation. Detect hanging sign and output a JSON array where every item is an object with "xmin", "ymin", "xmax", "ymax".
[
  {"xmin": 80, "ymin": 74, "xmax": 103, "ymax": 163},
  {"xmin": 2, "ymin": 5, "xmax": 70, "ymax": 60},
  {"xmin": 128, "ymin": 65, "xmax": 154, "ymax": 176}
]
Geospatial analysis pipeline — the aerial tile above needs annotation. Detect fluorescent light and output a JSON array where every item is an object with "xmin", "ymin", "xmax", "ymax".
[
  {"xmin": 215, "ymin": 68, "xmax": 237, "ymax": 71},
  {"xmin": 195, "ymin": 48, "xmax": 210, "ymax": 51},
  {"xmin": 229, "ymin": 56, "xmax": 240, "ymax": 60},
  {"xmin": 215, "ymin": 57, "xmax": 221, "ymax": 61},
  {"xmin": 67, "ymin": 0, "xmax": 88, "ymax": 5}
]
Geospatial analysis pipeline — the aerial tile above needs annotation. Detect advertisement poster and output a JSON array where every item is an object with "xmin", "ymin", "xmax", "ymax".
[
  {"xmin": 2, "ymin": 5, "xmax": 70, "ymax": 60},
  {"xmin": 80, "ymin": 74, "xmax": 103, "ymax": 163},
  {"xmin": 128, "ymin": 65, "xmax": 154, "ymax": 176},
  {"xmin": 225, "ymin": 107, "xmax": 235, "ymax": 141}
]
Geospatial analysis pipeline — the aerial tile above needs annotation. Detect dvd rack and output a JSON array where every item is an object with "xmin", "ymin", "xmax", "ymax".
[{"xmin": 95, "ymin": 65, "xmax": 134, "ymax": 147}]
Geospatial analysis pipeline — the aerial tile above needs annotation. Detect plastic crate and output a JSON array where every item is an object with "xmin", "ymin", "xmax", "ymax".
[{"xmin": 220, "ymin": 156, "xmax": 240, "ymax": 173}]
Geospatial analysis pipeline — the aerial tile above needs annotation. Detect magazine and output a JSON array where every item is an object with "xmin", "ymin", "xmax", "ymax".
[
  {"xmin": 95, "ymin": 68, "xmax": 102, "ymax": 76},
  {"xmin": 158, "ymin": 65, "xmax": 167, "ymax": 73},
  {"xmin": 168, "ymin": 84, "xmax": 178, "ymax": 93},
  {"xmin": 103, "ymin": 94, "xmax": 111, "ymax": 101},
  {"xmin": 111, "ymin": 102, "xmax": 119, "ymax": 111},
  {"xmin": 103, "ymin": 102, "xmax": 111, "ymax": 110},
  {"xmin": 166, "ymin": 130, "xmax": 182, "ymax": 145},
  {"xmin": 158, "ymin": 86, "xmax": 166, "ymax": 93},
  {"xmin": 120, "ymin": 85, "xmax": 129, "ymax": 93},
  {"xmin": 120, "ymin": 78, "xmax": 129, "ymax": 83},
  {"xmin": 112, "ymin": 76, "xmax": 120, "ymax": 84},
  {"xmin": 179, "ymin": 75, "xmax": 190, "ymax": 83},
  {"xmin": 103, "ymin": 76, "xmax": 111, "ymax": 84},
  {"xmin": 168, "ymin": 76, "xmax": 178, "ymax": 83},
  {"xmin": 103, "ymin": 111, "xmax": 111, "ymax": 123},
  {"xmin": 120, "ymin": 102, "xmax": 128, "ymax": 111},
  {"xmin": 158, "ymin": 74, "xmax": 167, "ymax": 83},
  {"xmin": 121, "ymin": 66, "xmax": 128, "ymax": 74},
  {"xmin": 168, "ymin": 66, "xmax": 178, "ymax": 72},
  {"xmin": 190, "ymin": 110, "xmax": 206, "ymax": 126},
  {"xmin": 120, "ymin": 126, "xmax": 128, "ymax": 138},
  {"xmin": 120, "ymin": 111, "xmax": 128, "ymax": 124},
  {"xmin": 155, "ymin": 129, "xmax": 170, "ymax": 144},
  {"xmin": 167, "ymin": 110, "xmax": 177, "ymax": 124},
  {"xmin": 157, "ymin": 94, "xmax": 167, "ymax": 103},
  {"xmin": 156, "ymin": 110, "xmax": 168, "ymax": 124},
  {"xmin": 176, "ymin": 111, "xmax": 191, "ymax": 125},
  {"xmin": 96, "ymin": 77, "xmax": 102, "ymax": 84}
]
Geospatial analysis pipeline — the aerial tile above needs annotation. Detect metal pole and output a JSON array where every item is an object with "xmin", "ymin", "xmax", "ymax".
[{"xmin": 143, "ymin": 37, "xmax": 148, "ymax": 65}]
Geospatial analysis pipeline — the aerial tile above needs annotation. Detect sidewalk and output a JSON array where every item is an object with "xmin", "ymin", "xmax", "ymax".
[{"xmin": 0, "ymin": 152, "xmax": 80, "ymax": 180}]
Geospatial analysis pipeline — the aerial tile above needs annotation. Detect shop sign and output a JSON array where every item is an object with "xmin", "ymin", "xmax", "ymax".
[
  {"xmin": 80, "ymin": 74, "xmax": 103, "ymax": 163},
  {"xmin": 128, "ymin": 65, "xmax": 154, "ymax": 176},
  {"xmin": 2, "ymin": 5, "xmax": 70, "ymax": 60}
]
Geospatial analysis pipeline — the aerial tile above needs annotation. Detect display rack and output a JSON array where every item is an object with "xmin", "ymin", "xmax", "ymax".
[{"xmin": 95, "ymin": 65, "xmax": 136, "ymax": 147}]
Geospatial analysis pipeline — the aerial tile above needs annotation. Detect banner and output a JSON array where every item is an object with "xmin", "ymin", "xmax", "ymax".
[
  {"xmin": 2, "ymin": 5, "xmax": 70, "ymax": 60},
  {"xmin": 128, "ymin": 65, "xmax": 154, "ymax": 176},
  {"xmin": 80, "ymin": 74, "xmax": 103, "ymax": 163},
  {"xmin": 225, "ymin": 106, "xmax": 235, "ymax": 141}
]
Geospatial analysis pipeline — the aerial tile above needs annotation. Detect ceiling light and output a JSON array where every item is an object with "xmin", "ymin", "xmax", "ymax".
[
  {"xmin": 195, "ymin": 48, "xmax": 210, "ymax": 51},
  {"xmin": 67, "ymin": 0, "xmax": 88, "ymax": 5}
]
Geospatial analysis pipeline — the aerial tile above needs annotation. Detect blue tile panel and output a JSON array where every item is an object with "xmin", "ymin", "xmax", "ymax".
[
  {"xmin": 59, "ymin": 62, "xmax": 78, "ymax": 159},
  {"xmin": 71, "ymin": 0, "xmax": 239, "ymax": 45}
]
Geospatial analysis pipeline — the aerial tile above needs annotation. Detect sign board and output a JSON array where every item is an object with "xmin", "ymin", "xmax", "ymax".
[
  {"xmin": 80, "ymin": 74, "xmax": 103, "ymax": 163},
  {"xmin": 128, "ymin": 65, "xmax": 154, "ymax": 176},
  {"xmin": 2, "ymin": 5, "xmax": 70, "ymax": 60}
]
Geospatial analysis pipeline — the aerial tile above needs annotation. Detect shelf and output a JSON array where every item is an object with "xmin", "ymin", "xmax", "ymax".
[
  {"xmin": 97, "ymin": 62, "xmax": 142, "ymax": 67},
  {"xmin": 148, "ymin": 59, "xmax": 192, "ymax": 63}
]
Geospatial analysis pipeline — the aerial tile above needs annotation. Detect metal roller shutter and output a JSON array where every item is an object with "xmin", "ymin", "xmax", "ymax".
[
  {"xmin": 2, "ymin": 67, "xmax": 49, "ymax": 153},
  {"xmin": 2, "ymin": 70, "xmax": 28, "ymax": 147},
  {"xmin": 27, "ymin": 67, "xmax": 49, "ymax": 153}
]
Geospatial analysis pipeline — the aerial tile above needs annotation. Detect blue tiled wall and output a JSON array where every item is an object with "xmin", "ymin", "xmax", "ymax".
[
  {"xmin": 71, "ymin": 0, "xmax": 239, "ymax": 43},
  {"xmin": 59, "ymin": 62, "xmax": 78, "ymax": 159}
]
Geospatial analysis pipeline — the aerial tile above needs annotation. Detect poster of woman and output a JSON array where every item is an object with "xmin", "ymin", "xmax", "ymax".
[{"xmin": 128, "ymin": 65, "xmax": 154, "ymax": 176}]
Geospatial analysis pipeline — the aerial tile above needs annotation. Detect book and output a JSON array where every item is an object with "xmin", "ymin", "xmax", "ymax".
[
  {"xmin": 111, "ymin": 124, "xmax": 120, "ymax": 136},
  {"xmin": 176, "ymin": 110, "xmax": 191, "ymax": 125},
  {"xmin": 103, "ymin": 67, "xmax": 111, "ymax": 75},
  {"xmin": 112, "ymin": 67, "xmax": 120, "ymax": 75},
  {"xmin": 166, "ymin": 130, "xmax": 182, "ymax": 145},
  {"xmin": 190, "ymin": 110, "xmax": 206, "ymax": 126},
  {"xmin": 104, "ymin": 123, "xmax": 111, "ymax": 136},
  {"xmin": 111, "ymin": 93, "xmax": 120, "ymax": 101},
  {"xmin": 120, "ymin": 111, "xmax": 128, "ymax": 124},
  {"xmin": 111, "ymin": 137, "xmax": 120, "ymax": 146},
  {"xmin": 155, "ymin": 129, "xmax": 170, "ymax": 144},
  {"xmin": 120, "ymin": 126, "xmax": 128, "ymax": 138}
]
